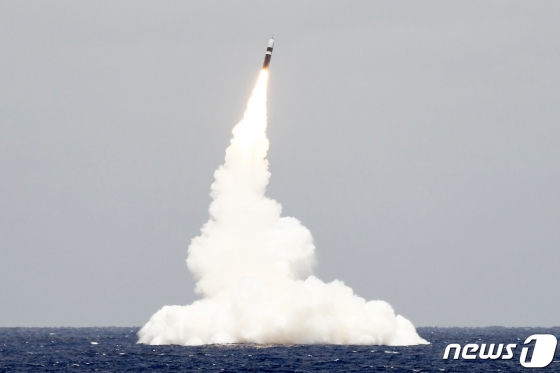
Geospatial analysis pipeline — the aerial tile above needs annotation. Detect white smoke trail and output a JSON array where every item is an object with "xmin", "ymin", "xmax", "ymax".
[{"xmin": 138, "ymin": 70, "xmax": 428, "ymax": 346}]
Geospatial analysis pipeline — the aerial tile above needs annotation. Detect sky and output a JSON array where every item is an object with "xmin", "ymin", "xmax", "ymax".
[{"xmin": 1, "ymin": 1, "xmax": 559, "ymax": 328}]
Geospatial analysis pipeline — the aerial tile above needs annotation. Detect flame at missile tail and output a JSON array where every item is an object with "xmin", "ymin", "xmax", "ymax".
[{"xmin": 137, "ymin": 68, "xmax": 428, "ymax": 346}]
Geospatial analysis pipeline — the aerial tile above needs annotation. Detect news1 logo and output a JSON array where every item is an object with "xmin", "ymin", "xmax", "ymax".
[{"xmin": 443, "ymin": 334, "xmax": 558, "ymax": 368}]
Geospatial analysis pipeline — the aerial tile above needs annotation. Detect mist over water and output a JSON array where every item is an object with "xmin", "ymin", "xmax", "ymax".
[{"xmin": 138, "ymin": 70, "xmax": 427, "ymax": 346}]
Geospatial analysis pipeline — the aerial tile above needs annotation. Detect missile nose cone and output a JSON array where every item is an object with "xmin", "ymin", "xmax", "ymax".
[{"xmin": 263, "ymin": 38, "xmax": 274, "ymax": 69}]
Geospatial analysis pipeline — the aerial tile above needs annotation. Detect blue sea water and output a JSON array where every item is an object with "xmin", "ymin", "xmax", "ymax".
[{"xmin": 0, "ymin": 327, "xmax": 558, "ymax": 372}]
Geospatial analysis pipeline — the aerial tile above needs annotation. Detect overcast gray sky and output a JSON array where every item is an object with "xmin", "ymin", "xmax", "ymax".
[{"xmin": 1, "ymin": 1, "xmax": 559, "ymax": 328}]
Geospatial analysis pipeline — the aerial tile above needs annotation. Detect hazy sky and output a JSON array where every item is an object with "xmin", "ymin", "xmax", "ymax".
[{"xmin": 1, "ymin": 1, "xmax": 559, "ymax": 327}]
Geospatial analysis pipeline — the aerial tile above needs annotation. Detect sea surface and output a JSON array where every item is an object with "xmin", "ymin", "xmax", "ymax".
[{"xmin": 0, "ymin": 327, "xmax": 558, "ymax": 372}]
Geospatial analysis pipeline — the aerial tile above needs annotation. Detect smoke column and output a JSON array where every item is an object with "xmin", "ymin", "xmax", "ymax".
[{"xmin": 138, "ymin": 70, "xmax": 428, "ymax": 346}]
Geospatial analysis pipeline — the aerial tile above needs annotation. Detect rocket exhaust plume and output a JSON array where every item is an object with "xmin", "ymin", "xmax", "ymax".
[{"xmin": 138, "ymin": 39, "xmax": 427, "ymax": 346}]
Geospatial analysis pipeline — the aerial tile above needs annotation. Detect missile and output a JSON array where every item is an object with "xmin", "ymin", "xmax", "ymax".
[{"xmin": 262, "ymin": 37, "xmax": 274, "ymax": 69}]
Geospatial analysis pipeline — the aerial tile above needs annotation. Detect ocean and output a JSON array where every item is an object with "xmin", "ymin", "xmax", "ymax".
[{"xmin": 1, "ymin": 327, "xmax": 558, "ymax": 372}]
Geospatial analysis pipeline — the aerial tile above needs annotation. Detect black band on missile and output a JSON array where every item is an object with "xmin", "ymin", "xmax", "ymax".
[{"xmin": 267, "ymin": 47, "xmax": 273, "ymax": 52}]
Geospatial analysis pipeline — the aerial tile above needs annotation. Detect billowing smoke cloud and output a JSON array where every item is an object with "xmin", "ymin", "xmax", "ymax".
[{"xmin": 138, "ymin": 71, "xmax": 428, "ymax": 346}]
